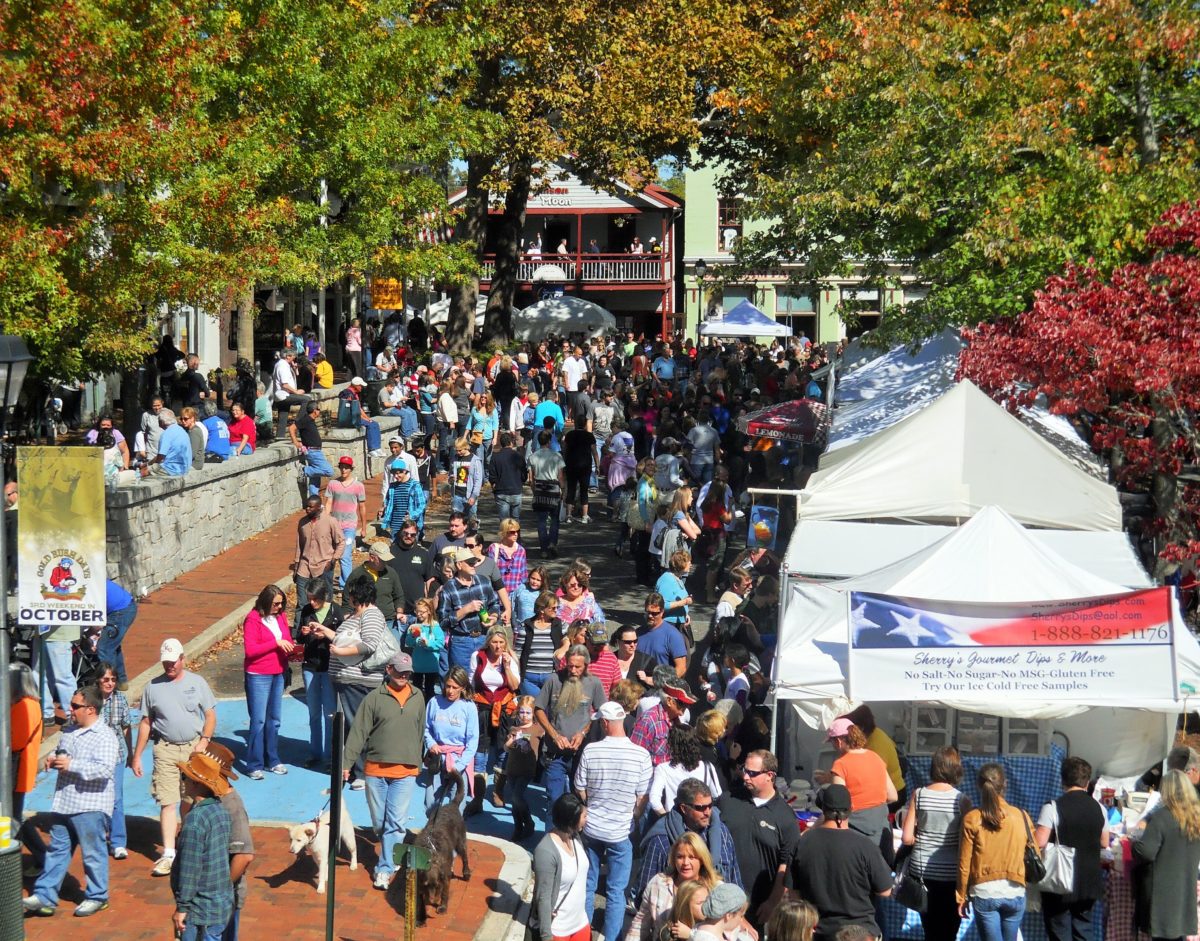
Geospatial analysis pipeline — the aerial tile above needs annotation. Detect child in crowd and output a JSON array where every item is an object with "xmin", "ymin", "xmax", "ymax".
[
  {"xmin": 692, "ymin": 883, "xmax": 750, "ymax": 941},
  {"xmin": 501, "ymin": 695, "xmax": 542, "ymax": 843},
  {"xmin": 404, "ymin": 598, "xmax": 445, "ymax": 701}
]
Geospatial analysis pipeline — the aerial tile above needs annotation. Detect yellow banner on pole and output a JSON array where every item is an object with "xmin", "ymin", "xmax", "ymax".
[
  {"xmin": 16, "ymin": 446, "xmax": 107, "ymax": 627},
  {"xmin": 371, "ymin": 277, "xmax": 404, "ymax": 310}
]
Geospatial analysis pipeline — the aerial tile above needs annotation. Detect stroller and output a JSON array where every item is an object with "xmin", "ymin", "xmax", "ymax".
[{"xmin": 72, "ymin": 624, "xmax": 104, "ymax": 688}]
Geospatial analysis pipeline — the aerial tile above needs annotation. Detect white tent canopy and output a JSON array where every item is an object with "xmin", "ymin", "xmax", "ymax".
[
  {"xmin": 514, "ymin": 296, "xmax": 616, "ymax": 342},
  {"xmin": 772, "ymin": 507, "xmax": 1199, "ymax": 774},
  {"xmin": 784, "ymin": 519, "xmax": 1152, "ymax": 587},
  {"xmin": 698, "ymin": 299, "xmax": 791, "ymax": 338},
  {"xmin": 426, "ymin": 294, "xmax": 488, "ymax": 329},
  {"xmin": 802, "ymin": 381, "xmax": 1123, "ymax": 530}
]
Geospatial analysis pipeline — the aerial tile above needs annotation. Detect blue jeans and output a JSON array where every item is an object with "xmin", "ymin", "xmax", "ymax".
[
  {"xmin": 520, "ymin": 672, "xmax": 550, "ymax": 697},
  {"xmin": 421, "ymin": 767, "xmax": 469, "ymax": 813},
  {"xmin": 303, "ymin": 448, "xmax": 334, "ymax": 497},
  {"xmin": 535, "ymin": 506, "xmax": 559, "ymax": 550},
  {"xmin": 244, "ymin": 672, "xmax": 283, "ymax": 773},
  {"xmin": 365, "ymin": 774, "xmax": 417, "ymax": 876},
  {"xmin": 302, "ymin": 669, "xmax": 336, "ymax": 762},
  {"xmin": 362, "ymin": 419, "xmax": 382, "ymax": 451},
  {"xmin": 109, "ymin": 754, "xmax": 126, "ymax": 849},
  {"xmin": 495, "ymin": 493, "xmax": 522, "ymax": 521},
  {"xmin": 38, "ymin": 638, "xmax": 75, "ymax": 718},
  {"xmin": 181, "ymin": 921, "xmax": 226, "ymax": 941},
  {"xmin": 33, "ymin": 810, "xmax": 110, "ymax": 905},
  {"xmin": 338, "ymin": 526, "xmax": 356, "ymax": 587},
  {"xmin": 447, "ymin": 633, "xmax": 485, "ymax": 673},
  {"xmin": 541, "ymin": 754, "xmax": 574, "ymax": 826},
  {"xmin": 972, "ymin": 893, "xmax": 1027, "ymax": 941},
  {"xmin": 99, "ymin": 601, "xmax": 138, "ymax": 683},
  {"xmin": 222, "ymin": 910, "xmax": 240, "ymax": 941},
  {"xmin": 584, "ymin": 834, "xmax": 634, "ymax": 941}
]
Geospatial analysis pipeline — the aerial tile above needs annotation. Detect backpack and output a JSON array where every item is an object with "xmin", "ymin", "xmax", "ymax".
[
  {"xmin": 337, "ymin": 389, "xmax": 359, "ymax": 429},
  {"xmin": 361, "ymin": 623, "xmax": 402, "ymax": 672},
  {"xmin": 660, "ymin": 525, "xmax": 688, "ymax": 564}
]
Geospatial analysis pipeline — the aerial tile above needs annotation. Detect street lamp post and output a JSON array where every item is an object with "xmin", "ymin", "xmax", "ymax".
[
  {"xmin": 694, "ymin": 259, "xmax": 707, "ymax": 348},
  {"xmin": 0, "ymin": 336, "xmax": 34, "ymax": 818}
]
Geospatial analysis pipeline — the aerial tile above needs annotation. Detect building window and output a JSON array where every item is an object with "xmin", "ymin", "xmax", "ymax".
[
  {"xmin": 840, "ymin": 286, "xmax": 881, "ymax": 339},
  {"xmin": 776, "ymin": 290, "xmax": 816, "ymax": 342},
  {"xmin": 717, "ymin": 199, "xmax": 742, "ymax": 254}
]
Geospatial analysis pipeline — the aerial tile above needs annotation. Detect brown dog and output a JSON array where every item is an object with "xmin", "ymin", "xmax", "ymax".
[{"xmin": 412, "ymin": 768, "xmax": 471, "ymax": 924}]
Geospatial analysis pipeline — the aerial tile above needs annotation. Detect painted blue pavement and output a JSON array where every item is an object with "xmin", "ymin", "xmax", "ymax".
[{"xmin": 30, "ymin": 695, "xmax": 548, "ymax": 842}]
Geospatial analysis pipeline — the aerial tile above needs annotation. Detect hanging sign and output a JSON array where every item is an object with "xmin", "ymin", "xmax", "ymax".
[
  {"xmin": 17, "ymin": 446, "xmax": 107, "ymax": 625},
  {"xmin": 847, "ymin": 587, "xmax": 1176, "ymax": 702}
]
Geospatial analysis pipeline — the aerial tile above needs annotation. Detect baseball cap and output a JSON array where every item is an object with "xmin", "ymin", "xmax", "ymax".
[
  {"xmin": 586, "ymin": 623, "xmax": 610, "ymax": 644},
  {"xmin": 350, "ymin": 376, "xmax": 367, "ymax": 387},
  {"xmin": 662, "ymin": 680, "xmax": 696, "ymax": 706},
  {"xmin": 817, "ymin": 783, "xmax": 852, "ymax": 816},
  {"xmin": 598, "ymin": 701, "xmax": 627, "ymax": 721},
  {"xmin": 388, "ymin": 435, "xmax": 404, "ymax": 446},
  {"xmin": 388, "ymin": 652, "xmax": 414, "ymax": 673},
  {"xmin": 160, "ymin": 638, "xmax": 185, "ymax": 661},
  {"xmin": 338, "ymin": 456, "xmax": 354, "ymax": 467},
  {"xmin": 826, "ymin": 717, "xmax": 854, "ymax": 741},
  {"xmin": 454, "ymin": 547, "xmax": 476, "ymax": 563},
  {"xmin": 701, "ymin": 883, "xmax": 747, "ymax": 920},
  {"xmin": 368, "ymin": 541, "xmax": 394, "ymax": 561}
]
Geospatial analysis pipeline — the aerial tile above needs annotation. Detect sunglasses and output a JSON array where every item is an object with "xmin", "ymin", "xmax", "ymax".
[
  {"xmin": 740, "ymin": 766, "xmax": 770, "ymax": 778},
  {"xmin": 684, "ymin": 802, "xmax": 714, "ymax": 812},
  {"xmin": 645, "ymin": 609, "xmax": 664, "ymax": 617},
  {"xmin": 391, "ymin": 670, "xmax": 413, "ymax": 679},
  {"xmin": 69, "ymin": 701, "xmax": 87, "ymax": 711},
  {"xmin": 619, "ymin": 638, "xmax": 637, "ymax": 645}
]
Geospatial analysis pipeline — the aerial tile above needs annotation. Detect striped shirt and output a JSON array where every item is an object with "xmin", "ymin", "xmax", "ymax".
[
  {"xmin": 574, "ymin": 737, "xmax": 652, "ymax": 843},
  {"xmin": 522, "ymin": 622, "xmax": 558, "ymax": 674},
  {"xmin": 328, "ymin": 606, "xmax": 391, "ymax": 688},
  {"xmin": 911, "ymin": 786, "xmax": 968, "ymax": 881},
  {"xmin": 327, "ymin": 478, "xmax": 366, "ymax": 527}
]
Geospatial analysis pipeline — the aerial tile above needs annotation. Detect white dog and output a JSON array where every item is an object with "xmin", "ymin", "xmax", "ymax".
[{"xmin": 287, "ymin": 802, "xmax": 358, "ymax": 893}]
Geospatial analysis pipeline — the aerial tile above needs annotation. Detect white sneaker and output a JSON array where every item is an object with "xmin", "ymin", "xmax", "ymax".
[
  {"xmin": 111, "ymin": 847, "xmax": 127, "ymax": 860},
  {"xmin": 350, "ymin": 779, "xmax": 365, "ymax": 791},
  {"xmin": 580, "ymin": 514, "xmax": 591, "ymax": 524},
  {"xmin": 269, "ymin": 763, "xmax": 288, "ymax": 775},
  {"xmin": 373, "ymin": 869, "xmax": 393, "ymax": 890}
]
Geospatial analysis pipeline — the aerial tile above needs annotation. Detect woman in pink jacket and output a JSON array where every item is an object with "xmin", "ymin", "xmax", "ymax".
[{"xmin": 243, "ymin": 584, "xmax": 294, "ymax": 779}]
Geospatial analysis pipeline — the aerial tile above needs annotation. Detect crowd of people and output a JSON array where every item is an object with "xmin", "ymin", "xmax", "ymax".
[{"xmin": 19, "ymin": 327, "xmax": 1200, "ymax": 941}]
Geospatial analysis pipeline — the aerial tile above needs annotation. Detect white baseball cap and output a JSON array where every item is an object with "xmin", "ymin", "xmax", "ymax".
[{"xmin": 160, "ymin": 638, "xmax": 185, "ymax": 661}]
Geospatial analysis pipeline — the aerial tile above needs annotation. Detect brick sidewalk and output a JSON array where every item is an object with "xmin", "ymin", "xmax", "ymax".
[{"xmin": 22, "ymin": 815, "xmax": 504, "ymax": 941}]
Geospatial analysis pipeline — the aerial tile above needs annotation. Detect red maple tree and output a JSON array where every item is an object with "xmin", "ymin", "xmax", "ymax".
[{"xmin": 959, "ymin": 200, "xmax": 1200, "ymax": 568}]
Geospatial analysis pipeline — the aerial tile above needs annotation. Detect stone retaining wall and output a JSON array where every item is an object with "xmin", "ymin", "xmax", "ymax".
[{"xmin": 104, "ymin": 384, "xmax": 404, "ymax": 596}]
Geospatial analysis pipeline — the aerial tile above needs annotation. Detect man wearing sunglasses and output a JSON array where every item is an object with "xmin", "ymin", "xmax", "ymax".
[
  {"xmin": 721, "ymin": 749, "xmax": 800, "ymax": 932},
  {"xmin": 633, "ymin": 777, "xmax": 743, "ymax": 906},
  {"xmin": 342, "ymin": 652, "xmax": 425, "ymax": 891},
  {"xmin": 23, "ymin": 685, "xmax": 120, "ymax": 918}
]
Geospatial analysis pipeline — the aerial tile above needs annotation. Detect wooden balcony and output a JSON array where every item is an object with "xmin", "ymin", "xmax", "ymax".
[{"xmin": 479, "ymin": 253, "xmax": 670, "ymax": 286}]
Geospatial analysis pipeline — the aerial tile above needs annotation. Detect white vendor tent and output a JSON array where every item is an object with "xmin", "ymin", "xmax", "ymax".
[
  {"xmin": 801, "ymin": 381, "xmax": 1123, "ymax": 530},
  {"xmin": 426, "ymin": 294, "xmax": 489, "ymax": 329},
  {"xmin": 835, "ymin": 328, "xmax": 964, "ymax": 405},
  {"xmin": 784, "ymin": 519, "xmax": 1152, "ymax": 587},
  {"xmin": 698, "ymin": 300, "xmax": 791, "ymax": 338},
  {"xmin": 772, "ymin": 507, "xmax": 1200, "ymax": 776},
  {"xmin": 514, "ymin": 296, "xmax": 616, "ymax": 342}
]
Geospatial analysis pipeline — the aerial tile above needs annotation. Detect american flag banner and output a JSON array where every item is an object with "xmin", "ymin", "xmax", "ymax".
[{"xmin": 846, "ymin": 588, "xmax": 1176, "ymax": 703}]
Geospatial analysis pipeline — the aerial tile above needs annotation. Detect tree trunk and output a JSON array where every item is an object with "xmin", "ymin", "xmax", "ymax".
[
  {"xmin": 1135, "ymin": 62, "xmax": 1160, "ymax": 166},
  {"xmin": 1150, "ymin": 398, "xmax": 1184, "ymax": 579},
  {"xmin": 447, "ymin": 155, "xmax": 492, "ymax": 353},
  {"xmin": 236, "ymin": 285, "xmax": 256, "ymax": 374},
  {"xmin": 481, "ymin": 161, "xmax": 533, "ymax": 345}
]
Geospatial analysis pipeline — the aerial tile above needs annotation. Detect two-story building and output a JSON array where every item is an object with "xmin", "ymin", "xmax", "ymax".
[
  {"xmin": 682, "ymin": 164, "xmax": 923, "ymax": 344},
  {"xmin": 449, "ymin": 166, "xmax": 684, "ymax": 338}
]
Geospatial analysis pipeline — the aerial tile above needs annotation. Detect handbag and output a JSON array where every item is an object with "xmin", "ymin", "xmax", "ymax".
[
  {"xmin": 1021, "ymin": 809, "xmax": 1046, "ymax": 884},
  {"xmin": 892, "ymin": 789, "xmax": 929, "ymax": 912},
  {"xmin": 531, "ymin": 480, "xmax": 561, "ymax": 512},
  {"xmin": 1038, "ymin": 801, "xmax": 1076, "ymax": 895}
]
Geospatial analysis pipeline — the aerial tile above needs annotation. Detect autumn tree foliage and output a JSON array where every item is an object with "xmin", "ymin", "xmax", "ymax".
[
  {"xmin": 959, "ymin": 200, "xmax": 1200, "ymax": 569},
  {"xmin": 716, "ymin": 0, "xmax": 1200, "ymax": 347}
]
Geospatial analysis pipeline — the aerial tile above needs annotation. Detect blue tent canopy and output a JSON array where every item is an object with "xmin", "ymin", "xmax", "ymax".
[{"xmin": 699, "ymin": 299, "xmax": 792, "ymax": 337}]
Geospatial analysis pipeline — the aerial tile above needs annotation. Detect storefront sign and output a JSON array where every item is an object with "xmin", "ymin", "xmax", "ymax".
[
  {"xmin": 17, "ymin": 447, "xmax": 107, "ymax": 625},
  {"xmin": 370, "ymin": 277, "xmax": 404, "ymax": 309},
  {"xmin": 847, "ymin": 588, "xmax": 1175, "ymax": 702}
]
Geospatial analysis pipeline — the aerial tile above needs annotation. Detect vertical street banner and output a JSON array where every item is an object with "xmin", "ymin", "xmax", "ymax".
[
  {"xmin": 17, "ymin": 446, "xmax": 106, "ymax": 627},
  {"xmin": 847, "ymin": 588, "xmax": 1176, "ymax": 703}
]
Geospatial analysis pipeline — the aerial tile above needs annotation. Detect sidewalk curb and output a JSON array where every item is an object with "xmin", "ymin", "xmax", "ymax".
[
  {"xmin": 468, "ymin": 833, "xmax": 533, "ymax": 941},
  {"xmin": 38, "ymin": 573, "xmax": 294, "ymax": 761}
]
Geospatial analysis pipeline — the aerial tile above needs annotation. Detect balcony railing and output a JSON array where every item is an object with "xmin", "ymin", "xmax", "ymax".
[{"xmin": 479, "ymin": 253, "xmax": 669, "ymax": 284}]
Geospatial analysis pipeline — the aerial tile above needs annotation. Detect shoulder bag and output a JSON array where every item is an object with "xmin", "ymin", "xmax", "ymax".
[
  {"xmin": 531, "ymin": 479, "xmax": 562, "ymax": 512},
  {"xmin": 893, "ymin": 789, "xmax": 928, "ymax": 912},
  {"xmin": 1021, "ymin": 808, "xmax": 1047, "ymax": 884},
  {"xmin": 1038, "ymin": 800, "xmax": 1076, "ymax": 895}
]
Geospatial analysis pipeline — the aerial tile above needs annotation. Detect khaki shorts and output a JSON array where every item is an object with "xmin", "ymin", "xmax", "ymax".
[{"xmin": 151, "ymin": 740, "xmax": 197, "ymax": 805}]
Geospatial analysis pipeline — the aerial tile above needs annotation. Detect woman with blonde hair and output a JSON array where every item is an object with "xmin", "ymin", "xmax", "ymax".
[
  {"xmin": 467, "ymin": 391, "xmax": 500, "ymax": 477},
  {"xmin": 764, "ymin": 899, "xmax": 819, "ymax": 941},
  {"xmin": 626, "ymin": 834, "xmax": 718, "ymax": 941},
  {"xmin": 1134, "ymin": 768, "xmax": 1200, "ymax": 941},
  {"xmin": 957, "ymin": 762, "xmax": 1039, "ymax": 941}
]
